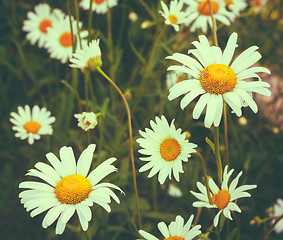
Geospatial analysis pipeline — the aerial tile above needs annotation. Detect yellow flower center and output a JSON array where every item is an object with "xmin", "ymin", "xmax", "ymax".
[
  {"xmin": 84, "ymin": 56, "xmax": 102, "ymax": 71},
  {"xmin": 94, "ymin": 0, "xmax": 105, "ymax": 4},
  {"xmin": 211, "ymin": 189, "xmax": 231, "ymax": 210},
  {"xmin": 199, "ymin": 64, "xmax": 237, "ymax": 95},
  {"xmin": 160, "ymin": 138, "xmax": 181, "ymax": 161},
  {"xmin": 23, "ymin": 121, "xmax": 41, "ymax": 134},
  {"xmin": 39, "ymin": 19, "xmax": 52, "ymax": 33},
  {"xmin": 169, "ymin": 14, "xmax": 178, "ymax": 24},
  {"xmin": 55, "ymin": 174, "xmax": 92, "ymax": 204},
  {"xmin": 164, "ymin": 236, "xmax": 184, "ymax": 240},
  {"xmin": 197, "ymin": 0, "xmax": 219, "ymax": 16},
  {"xmin": 59, "ymin": 32, "xmax": 72, "ymax": 47}
]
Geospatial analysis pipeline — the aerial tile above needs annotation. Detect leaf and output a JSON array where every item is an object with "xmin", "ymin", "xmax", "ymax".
[{"xmin": 205, "ymin": 137, "xmax": 215, "ymax": 154}]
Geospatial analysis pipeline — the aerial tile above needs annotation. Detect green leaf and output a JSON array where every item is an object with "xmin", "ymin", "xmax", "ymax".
[{"xmin": 205, "ymin": 137, "xmax": 215, "ymax": 154}]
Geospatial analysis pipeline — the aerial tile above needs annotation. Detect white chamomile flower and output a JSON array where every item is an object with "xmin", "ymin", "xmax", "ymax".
[
  {"xmin": 22, "ymin": 4, "xmax": 64, "ymax": 48},
  {"xmin": 19, "ymin": 144, "xmax": 123, "ymax": 234},
  {"xmin": 10, "ymin": 105, "xmax": 55, "ymax": 145},
  {"xmin": 184, "ymin": 0, "xmax": 235, "ymax": 33},
  {"xmin": 138, "ymin": 215, "xmax": 201, "ymax": 240},
  {"xmin": 160, "ymin": 0, "xmax": 190, "ymax": 32},
  {"xmin": 80, "ymin": 0, "xmax": 118, "ymax": 14},
  {"xmin": 74, "ymin": 112, "xmax": 98, "ymax": 131},
  {"xmin": 166, "ymin": 71, "xmax": 186, "ymax": 89},
  {"xmin": 45, "ymin": 16, "xmax": 88, "ymax": 64},
  {"xmin": 136, "ymin": 115, "xmax": 197, "ymax": 185},
  {"xmin": 190, "ymin": 165, "xmax": 257, "ymax": 227},
  {"xmin": 224, "ymin": 0, "xmax": 247, "ymax": 15},
  {"xmin": 69, "ymin": 39, "xmax": 102, "ymax": 71},
  {"xmin": 166, "ymin": 32, "xmax": 271, "ymax": 128},
  {"xmin": 269, "ymin": 198, "xmax": 283, "ymax": 234}
]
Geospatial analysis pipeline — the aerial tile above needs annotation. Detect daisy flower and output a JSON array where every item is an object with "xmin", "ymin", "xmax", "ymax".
[
  {"xmin": 190, "ymin": 165, "xmax": 257, "ymax": 227},
  {"xmin": 224, "ymin": 0, "xmax": 247, "ymax": 15},
  {"xmin": 69, "ymin": 39, "xmax": 101, "ymax": 71},
  {"xmin": 166, "ymin": 71, "xmax": 186, "ymax": 89},
  {"xmin": 138, "ymin": 215, "xmax": 201, "ymax": 240},
  {"xmin": 22, "ymin": 4, "xmax": 65, "ymax": 48},
  {"xmin": 184, "ymin": 0, "xmax": 235, "ymax": 33},
  {"xmin": 74, "ymin": 112, "xmax": 98, "ymax": 131},
  {"xmin": 251, "ymin": 0, "xmax": 268, "ymax": 14},
  {"xmin": 166, "ymin": 32, "xmax": 271, "ymax": 128},
  {"xmin": 160, "ymin": 0, "xmax": 190, "ymax": 32},
  {"xmin": 268, "ymin": 198, "xmax": 283, "ymax": 234},
  {"xmin": 136, "ymin": 115, "xmax": 197, "ymax": 185},
  {"xmin": 10, "ymin": 105, "xmax": 55, "ymax": 145},
  {"xmin": 19, "ymin": 144, "xmax": 123, "ymax": 234},
  {"xmin": 80, "ymin": 0, "xmax": 118, "ymax": 14},
  {"xmin": 45, "ymin": 16, "xmax": 88, "ymax": 64}
]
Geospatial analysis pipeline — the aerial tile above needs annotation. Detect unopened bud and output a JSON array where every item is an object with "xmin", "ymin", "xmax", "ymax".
[
  {"xmin": 238, "ymin": 116, "xmax": 248, "ymax": 126},
  {"xmin": 185, "ymin": 131, "xmax": 191, "ymax": 140},
  {"xmin": 250, "ymin": 216, "xmax": 261, "ymax": 226},
  {"xmin": 141, "ymin": 20, "xmax": 154, "ymax": 29},
  {"xmin": 128, "ymin": 11, "xmax": 138, "ymax": 22},
  {"xmin": 124, "ymin": 89, "xmax": 132, "ymax": 100}
]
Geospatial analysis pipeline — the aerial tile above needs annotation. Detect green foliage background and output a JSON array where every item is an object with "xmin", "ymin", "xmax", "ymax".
[{"xmin": 0, "ymin": 0, "xmax": 283, "ymax": 239}]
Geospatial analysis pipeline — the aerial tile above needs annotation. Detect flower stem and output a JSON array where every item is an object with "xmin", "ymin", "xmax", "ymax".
[
  {"xmin": 87, "ymin": 0, "xmax": 94, "ymax": 43},
  {"xmin": 74, "ymin": 0, "xmax": 82, "ymax": 49},
  {"xmin": 194, "ymin": 152, "xmax": 212, "ymax": 204},
  {"xmin": 208, "ymin": 0, "xmax": 218, "ymax": 47},
  {"xmin": 223, "ymin": 102, "xmax": 230, "ymax": 171},
  {"xmin": 66, "ymin": 0, "xmax": 75, "ymax": 53},
  {"xmin": 96, "ymin": 66, "xmax": 142, "ymax": 229},
  {"xmin": 85, "ymin": 229, "xmax": 91, "ymax": 240},
  {"xmin": 214, "ymin": 127, "xmax": 223, "ymax": 184}
]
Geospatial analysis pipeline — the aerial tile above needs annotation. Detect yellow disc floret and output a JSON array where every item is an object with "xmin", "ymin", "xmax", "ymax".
[
  {"xmin": 55, "ymin": 174, "xmax": 92, "ymax": 204},
  {"xmin": 211, "ymin": 189, "xmax": 231, "ymax": 210},
  {"xmin": 160, "ymin": 138, "xmax": 181, "ymax": 161},
  {"xmin": 39, "ymin": 19, "xmax": 52, "ymax": 33},
  {"xmin": 169, "ymin": 14, "xmax": 178, "ymax": 24},
  {"xmin": 164, "ymin": 236, "xmax": 184, "ymax": 240},
  {"xmin": 59, "ymin": 32, "xmax": 72, "ymax": 47},
  {"xmin": 197, "ymin": 0, "xmax": 219, "ymax": 16},
  {"xmin": 23, "ymin": 121, "xmax": 41, "ymax": 134},
  {"xmin": 199, "ymin": 64, "xmax": 237, "ymax": 95}
]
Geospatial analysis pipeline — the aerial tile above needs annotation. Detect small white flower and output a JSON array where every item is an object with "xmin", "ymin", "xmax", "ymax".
[
  {"xmin": 160, "ymin": 0, "xmax": 190, "ymax": 32},
  {"xmin": 10, "ymin": 105, "xmax": 55, "ymax": 145},
  {"xmin": 191, "ymin": 165, "xmax": 257, "ymax": 227},
  {"xmin": 269, "ymin": 198, "xmax": 283, "ymax": 234},
  {"xmin": 136, "ymin": 115, "xmax": 197, "ymax": 185},
  {"xmin": 166, "ymin": 32, "xmax": 271, "ymax": 128},
  {"xmin": 19, "ymin": 144, "xmax": 123, "ymax": 234},
  {"xmin": 167, "ymin": 183, "xmax": 182, "ymax": 197},
  {"xmin": 138, "ymin": 215, "xmax": 201, "ymax": 240},
  {"xmin": 74, "ymin": 112, "xmax": 98, "ymax": 131},
  {"xmin": 22, "ymin": 4, "xmax": 65, "ymax": 48},
  {"xmin": 45, "ymin": 16, "xmax": 88, "ymax": 64},
  {"xmin": 80, "ymin": 0, "xmax": 118, "ymax": 14},
  {"xmin": 69, "ymin": 39, "xmax": 101, "ymax": 71},
  {"xmin": 184, "ymin": 0, "xmax": 235, "ymax": 33}
]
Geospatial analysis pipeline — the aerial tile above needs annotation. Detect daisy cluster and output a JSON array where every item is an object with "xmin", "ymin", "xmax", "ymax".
[{"xmin": 160, "ymin": 0, "xmax": 247, "ymax": 32}]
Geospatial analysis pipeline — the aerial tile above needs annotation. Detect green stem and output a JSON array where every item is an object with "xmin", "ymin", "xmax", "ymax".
[
  {"xmin": 138, "ymin": 0, "xmax": 156, "ymax": 19},
  {"xmin": 96, "ymin": 66, "xmax": 142, "ymax": 229},
  {"xmin": 194, "ymin": 152, "xmax": 212, "ymax": 204},
  {"xmin": 208, "ymin": 0, "xmax": 218, "ymax": 46},
  {"xmin": 67, "ymin": 0, "xmax": 76, "ymax": 53},
  {"xmin": 85, "ymin": 229, "xmax": 91, "ymax": 240},
  {"xmin": 84, "ymin": 71, "xmax": 90, "ymax": 111},
  {"xmin": 87, "ymin": 0, "xmax": 94, "ymax": 43},
  {"xmin": 74, "ymin": 0, "xmax": 82, "ymax": 49},
  {"xmin": 214, "ymin": 127, "xmax": 223, "ymax": 184},
  {"xmin": 153, "ymin": 176, "xmax": 158, "ymax": 211},
  {"xmin": 223, "ymin": 102, "xmax": 230, "ymax": 170}
]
